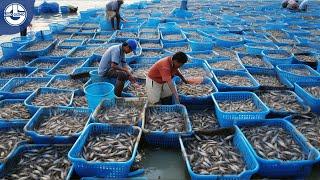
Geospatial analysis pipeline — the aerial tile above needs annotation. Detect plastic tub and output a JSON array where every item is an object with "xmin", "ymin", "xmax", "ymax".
[
  {"xmin": 235, "ymin": 120, "xmax": 320, "ymax": 178},
  {"xmin": 68, "ymin": 123, "xmax": 142, "ymax": 178},
  {"xmin": 84, "ymin": 82, "xmax": 115, "ymax": 110},
  {"xmin": 212, "ymin": 92, "xmax": 270, "ymax": 127}
]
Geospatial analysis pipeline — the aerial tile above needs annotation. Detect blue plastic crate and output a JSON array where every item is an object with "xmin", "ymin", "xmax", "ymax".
[
  {"xmin": 160, "ymin": 29, "xmax": 187, "ymax": 43},
  {"xmin": 244, "ymin": 43, "xmax": 278, "ymax": 55},
  {"xmin": 17, "ymin": 39, "xmax": 58, "ymax": 57},
  {"xmin": 66, "ymin": 46, "xmax": 95, "ymax": 59},
  {"xmin": 47, "ymin": 58, "xmax": 86, "ymax": 75},
  {"xmin": 0, "ymin": 99, "xmax": 38, "ymax": 123},
  {"xmin": 143, "ymin": 105, "xmax": 192, "ymax": 148},
  {"xmin": 0, "ymin": 67, "xmax": 37, "ymax": 81},
  {"xmin": 57, "ymin": 39, "xmax": 86, "ymax": 49},
  {"xmin": 10, "ymin": 36, "xmax": 34, "ymax": 48},
  {"xmin": 0, "ymin": 144, "xmax": 73, "ymax": 179},
  {"xmin": 212, "ymin": 92, "xmax": 269, "ymax": 127},
  {"xmin": 180, "ymin": 62, "xmax": 213, "ymax": 78},
  {"xmin": 294, "ymin": 82, "xmax": 320, "ymax": 114},
  {"xmin": 262, "ymin": 49, "xmax": 293, "ymax": 66},
  {"xmin": 276, "ymin": 64, "xmax": 320, "ymax": 84},
  {"xmin": 24, "ymin": 87, "xmax": 74, "ymax": 109},
  {"xmin": 24, "ymin": 107, "xmax": 92, "ymax": 144},
  {"xmin": 179, "ymin": 130, "xmax": 259, "ymax": 180},
  {"xmin": 93, "ymin": 31, "xmax": 115, "ymax": 41},
  {"xmin": 236, "ymin": 52, "xmax": 274, "ymax": 70},
  {"xmin": 92, "ymin": 97, "xmax": 147, "ymax": 127},
  {"xmin": 46, "ymin": 75, "xmax": 89, "ymax": 92},
  {"xmin": 247, "ymin": 68, "xmax": 294, "ymax": 90},
  {"xmin": 70, "ymin": 32, "xmax": 95, "ymax": 40},
  {"xmin": 68, "ymin": 123, "xmax": 142, "ymax": 178},
  {"xmin": 26, "ymin": 57, "xmax": 61, "ymax": 70},
  {"xmin": 235, "ymin": 120, "xmax": 320, "ymax": 178},
  {"xmin": 212, "ymin": 70, "xmax": 260, "ymax": 91},
  {"xmin": 1, "ymin": 77, "xmax": 52, "ymax": 99},
  {"xmin": 174, "ymin": 76, "xmax": 218, "ymax": 105}
]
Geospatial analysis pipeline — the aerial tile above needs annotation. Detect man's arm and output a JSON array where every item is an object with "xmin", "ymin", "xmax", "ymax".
[
  {"xmin": 167, "ymin": 79, "xmax": 180, "ymax": 104},
  {"xmin": 175, "ymin": 69, "xmax": 188, "ymax": 84}
]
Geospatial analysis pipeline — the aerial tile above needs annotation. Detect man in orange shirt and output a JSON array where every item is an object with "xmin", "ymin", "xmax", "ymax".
[{"xmin": 146, "ymin": 52, "xmax": 189, "ymax": 104}]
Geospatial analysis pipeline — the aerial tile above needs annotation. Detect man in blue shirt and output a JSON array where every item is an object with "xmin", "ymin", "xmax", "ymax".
[
  {"xmin": 106, "ymin": 0, "xmax": 125, "ymax": 30},
  {"xmin": 98, "ymin": 39, "xmax": 137, "ymax": 97}
]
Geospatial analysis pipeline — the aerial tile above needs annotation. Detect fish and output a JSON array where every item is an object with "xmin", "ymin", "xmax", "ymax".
[
  {"xmin": 72, "ymin": 96, "xmax": 88, "ymax": 108},
  {"xmin": 31, "ymin": 92, "xmax": 72, "ymax": 107},
  {"xmin": 209, "ymin": 61, "xmax": 243, "ymax": 70},
  {"xmin": 304, "ymin": 86, "xmax": 320, "ymax": 98},
  {"xmin": 241, "ymin": 55, "xmax": 272, "ymax": 68},
  {"xmin": 95, "ymin": 34, "xmax": 112, "ymax": 40},
  {"xmin": 0, "ymin": 128, "xmax": 30, "ymax": 162},
  {"xmin": 0, "ymin": 58, "xmax": 32, "ymax": 67},
  {"xmin": 286, "ymin": 67, "xmax": 312, "ymax": 76},
  {"xmin": 126, "ymin": 82, "xmax": 147, "ymax": 97},
  {"xmin": 163, "ymin": 34, "xmax": 184, "ymax": 41},
  {"xmin": 95, "ymin": 102, "xmax": 144, "ymax": 126},
  {"xmin": 189, "ymin": 109, "xmax": 219, "ymax": 131},
  {"xmin": 47, "ymin": 47, "xmax": 70, "ymax": 57},
  {"xmin": 141, "ymin": 50, "xmax": 165, "ymax": 57},
  {"xmin": 23, "ymin": 41, "xmax": 52, "ymax": 51},
  {"xmin": 0, "ymin": 72, "xmax": 28, "ymax": 79},
  {"xmin": 252, "ymin": 74, "xmax": 285, "ymax": 87},
  {"xmin": 49, "ymin": 79, "xmax": 86, "ymax": 90},
  {"xmin": 217, "ymin": 75, "xmax": 253, "ymax": 87},
  {"xmin": 29, "ymin": 69, "xmax": 48, "ymax": 77},
  {"xmin": 291, "ymin": 113, "xmax": 320, "ymax": 149},
  {"xmin": 177, "ymin": 83, "xmax": 214, "ymax": 96},
  {"xmin": 145, "ymin": 110, "xmax": 186, "ymax": 132},
  {"xmin": 83, "ymin": 133, "xmax": 137, "ymax": 162},
  {"xmin": 295, "ymin": 54, "xmax": 317, "ymax": 63},
  {"xmin": 35, "ymin": 110, "xmax": 89, "ymax": 136},
  {"xmin": 164, "ymin": 45, "xmax": 191, "ymax": 53},
  {"xmin": 69, "ymin": 49, "xmax": 94, "ymax": 57},
  {"xmin": 139, "ymin": 32, "xmax": 159, "ymax": 39},
  {"xmin": 241, "ymin": 125, "xmax": 307, "ymax": 161},
  {"xmin": 2, "ymin": 145, "xmax": 72, "ymax": 180},
  {"xmin": 181, "ymin": 68, "xmax": 208, "ymax": 78},
  {"xmin": 71, "ymin": 34, "xmax": 93, "ymax": 40},
  {"xmin": 184, "ymin": 134, "xmax": 246, "ymax": 175},
  {"xmin": 0, "ymin": 103, "xmax": 31, "ymax": 120},
  {"xmin": 218, "ymin": 98, "xmax": 260, "ymax": 112},
  {"xmin": 12, "ymin": 81, "xmax": 47, "ymax": 93},
  {"xmin": 140, "ymin": 42, "xmax": 162, "ymax": 49},
  {"xmin": 132, "ymin": 67, "xmax": 150, "ymax": 79},
  {"xmin": 53, "ymin": 34, "xmax": 71, "ymax": 40},
  {"xmin": 116, "ymin": 32, "xmax": 138, "ymax": 38},
  {"xmin": 256, "ymin": 90, "xmax": 307, "ymax": 113}
]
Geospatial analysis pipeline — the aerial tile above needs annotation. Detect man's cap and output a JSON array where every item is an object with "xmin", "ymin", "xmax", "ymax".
[{"xmin": 126, "ymin": 39, "xmax": 137, "ymax": 55}]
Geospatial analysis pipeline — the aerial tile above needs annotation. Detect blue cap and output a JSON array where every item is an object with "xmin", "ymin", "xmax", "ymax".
[{"xmin": 126, "ymin": 39, "xmax": 137, "ymax": 55}]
